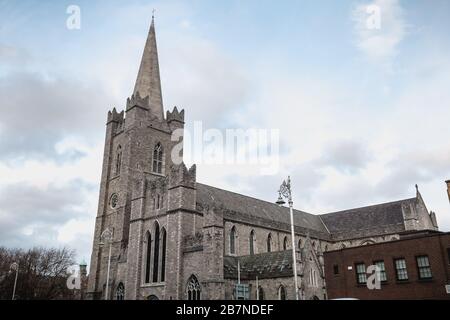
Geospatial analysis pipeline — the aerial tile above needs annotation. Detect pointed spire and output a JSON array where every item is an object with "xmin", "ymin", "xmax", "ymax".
[{"xmin": 133, "ymin": 14, "xmax": 164, "ymax": 120}]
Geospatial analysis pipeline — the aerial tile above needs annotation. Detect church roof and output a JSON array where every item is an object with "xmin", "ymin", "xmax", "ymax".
[
  {"xmin": 196, "ymin": 183, "xmax": 416, "ymax": 241},
  {"xmin": 320, "ymin": 198, "xmax": 415, "ymax": 240},
  {"xmin": 224, "ymin": 251, "xmax": 294, "ymax": 280},
  {"xmin": 196, "ymin": 183, "xmax": 331, "ymax": 239}
]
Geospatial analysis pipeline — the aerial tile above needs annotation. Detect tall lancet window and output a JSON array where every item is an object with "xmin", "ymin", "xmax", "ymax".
[
  {"xmin": 152, "ymin": 143, "xmax": 164, "ymax": 174},
  {"xmin": 249, "ymin": 230, "xmax": 255, "ymax": 255},
  {"xmin": 116, "ymin": 146, "xmax": 122, "ymax": 175},
  {"xmin": 230, "ymin": 226, "xmax": 237, "ymax": 255},
  {"xmin": 145, "ymin": 232, "xmax": 152, "ymax": 284},
  {"xmin": 267, "ymin": 233, "xmax": 272, "ymax": 253},
  {"xmin": 283, "ymin": 236, "xmax": 289, "ymax": 251},
  {"xmin": 278, "ymin": 285, "xmax": 286, "ymax": 300},
  {"xmin": 160, "ymin": 228, "xmax": 167, "ymax": 282},
  {"xmin": 152, "ymin": 222, "xmax": 160, "ymax": 283}
]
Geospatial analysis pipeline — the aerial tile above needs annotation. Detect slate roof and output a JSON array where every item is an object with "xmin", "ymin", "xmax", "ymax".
[
  {"xmin": 224, "ymin": 251, "xmax": 293, "ymax": 280},
  {"xmin": 320, "ymin": 198, "xmax": 415, "ymax": 240},
  {"xmin": 196, "ymin": 183, "xmax": 330, "ymax": 239},
  {"xmin": 196, "ymin": 183, "xmax": 415, "ymax": 241}
]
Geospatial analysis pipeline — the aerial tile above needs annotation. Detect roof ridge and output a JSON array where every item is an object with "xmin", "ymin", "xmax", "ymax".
[
  {"xmin": 321, "ymin": 197, "xmax": 417, "ymax": 216},
  {"xmin": 196, "ymin": 182, "xmax": 313, "ymax": 216}
]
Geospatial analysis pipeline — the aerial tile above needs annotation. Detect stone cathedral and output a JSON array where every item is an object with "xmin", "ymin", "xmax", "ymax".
[{"xmin": 87, "ymin": 18, "xmax": 439, "ymax": 300}]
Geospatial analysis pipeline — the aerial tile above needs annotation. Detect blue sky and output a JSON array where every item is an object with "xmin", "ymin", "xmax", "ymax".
[{"xmin": 1, "ymin": 0, "xmax": 449, "ymax": 263}]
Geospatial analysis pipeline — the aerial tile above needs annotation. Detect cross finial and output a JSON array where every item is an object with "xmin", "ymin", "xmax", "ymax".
[{"xmin": 152, "ymin": 9, "xmax": 156, "ymax": 19}]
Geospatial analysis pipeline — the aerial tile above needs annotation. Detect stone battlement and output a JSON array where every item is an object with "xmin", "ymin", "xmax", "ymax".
[
  {"xmin": 167, "ymin": 106, "xmax": 185, "ymax": 124},
  {"xmin": 126, "ymin": 91, "xmax": 150, "ymax": 111},
  {"xmin": 107, "ymin": 108, "xmax": 125, "ymax": 124}
]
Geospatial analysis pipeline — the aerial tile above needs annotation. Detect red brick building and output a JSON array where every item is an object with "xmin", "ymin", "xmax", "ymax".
[{"xmin": 324, "ymin": 231, "xmax": 450, "ymax": 300}]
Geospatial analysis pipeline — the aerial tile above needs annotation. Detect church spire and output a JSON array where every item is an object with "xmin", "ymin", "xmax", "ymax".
[{"xmin": 133, "ymin": 14, "xmax": 164, "ymax": 120}]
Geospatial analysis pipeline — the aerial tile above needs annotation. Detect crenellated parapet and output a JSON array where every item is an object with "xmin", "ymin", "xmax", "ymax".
[
  {"xmin": 167, "ymin": 106, "xmax": 185, "ymax": 124},
  {"xmin": 107, "ymin": 108, "xmax": 125, "ymax": 124},
  {"xmin": 126, "ymin": 91, "xmax": 150, "ymax": 111},
  {"xmin": 168, "ymin": 163, "xmax": 196, "ymax": 189}
]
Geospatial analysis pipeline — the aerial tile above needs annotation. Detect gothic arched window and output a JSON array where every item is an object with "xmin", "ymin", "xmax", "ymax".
[
  {"xmin": 309, "ymin": 270, "xmax": 318, "ymax": 287},
  {"xmin": 267, "ymin": 234, "xmax": 272, "ymax": 253},
  {"xmin": 249, "ymin": 230, "xmax": 255, "ymax": 255},
  {"xmin": 152, "ymin": 222, "xmax": 160, "ymax": 283},
  {"xmin": 278, "ymin": 285, "xmax": 286, "ymax": 300},
  {"xmin": 230, "ymin": 226, "xmax": 236, "ymax": 255},
  {"xmin": 186, "ymin": 275, "xmax": 201, "ymax": 300},
  {"xmin": 154, "ymin": 194, "xmax": 164, "ymax": 209},
  {"xmin": 115, "ymin": 283, "xmax": 125, "ymax": 300},
  {"xmin": 116, "ymin": 146, "xmax": 122, "ymax": 175},
  {"xmin": 298, "ymin": 239, "xmax": 302, "ymax": 250},
  {"xmin": 145, "ymin": 232, "xmax": 152, "ymax": 283},
  {"xmin": 152, "ymin": 143, "xmax": 164, "ymax": 174},
  {"xmin": 258, "ymin": 286, "xmax": 265, "ymax": 300},
  {"xmin": 283, "ymin": 236, "xmax": 288, "ymax": 251},
  {"xmin": 160, "ymin": 228, "xmax": 167, "ymax": 282}
]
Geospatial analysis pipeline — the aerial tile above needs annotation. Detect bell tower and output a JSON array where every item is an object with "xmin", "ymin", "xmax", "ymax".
[{"xmin": 87, "ymin": 15, "xmax": 186, "ymax": 300}]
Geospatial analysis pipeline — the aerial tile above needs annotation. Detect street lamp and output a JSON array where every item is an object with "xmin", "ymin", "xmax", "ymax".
[
  {"xmin": 9, "ymin": 262, "xmax": 19, "ymax": 300},
  {"xmin": 99, "ymin": 228, "xmax": 113, "ymax": 300},
  {"xmin": 276, "ymin": 176, "xmax": 299, "ymax": 301}
]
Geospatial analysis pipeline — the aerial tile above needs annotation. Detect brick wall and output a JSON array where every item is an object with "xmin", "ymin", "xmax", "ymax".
[{"xmin": 324, "ymin": 233, "xmax": 450, "ymax": 300}]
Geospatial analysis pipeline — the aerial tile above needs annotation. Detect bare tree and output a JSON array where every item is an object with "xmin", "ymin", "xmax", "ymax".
[{"xmin": 0, "ymin": 247, "xmax": 77, "ymax": 300}]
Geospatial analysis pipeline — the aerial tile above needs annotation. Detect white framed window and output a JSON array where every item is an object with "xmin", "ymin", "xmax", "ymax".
[
  {"xmin": 355, "ymin": 263, "xmax": 367, "ymax": 284},
  {"xmin": 416, "ymin": 255, "xmax": 432, "ymax": 279}
]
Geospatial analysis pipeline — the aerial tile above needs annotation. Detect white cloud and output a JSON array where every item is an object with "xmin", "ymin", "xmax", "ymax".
[
  {"xmin": 1, "ymin": 1, "xmax": 450, "ymax": 270},
  {"xmin": 352, "ymin": 0, "xmax": 407, "ymax": 65},
  {"xmin": 209, "ymin": 52, "xmax": 450, "ymax": 230}
]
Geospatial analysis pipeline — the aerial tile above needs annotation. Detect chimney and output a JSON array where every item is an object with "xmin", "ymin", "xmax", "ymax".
[{"xmin": 446, "ymin": 180, "xmax": 450, "ymax": 203}]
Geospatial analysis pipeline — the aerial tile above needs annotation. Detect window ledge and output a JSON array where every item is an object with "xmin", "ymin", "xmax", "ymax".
[
  {"xmin": 141, "ymin": 282, "xmax": 166, "ymax": 288},
  {"xmin": 356, "ymin": 283, "xmax": 367, "ymax": 287},
  {"xmin": 395, "ymin": 280, "xmax": 410, "ymax": 284},
  {"xmin": 417, "ymin": 278, "xmax": 433, "ymax": 283},
  {"xmin": 145, "ymin": 171, "xmax": 165, "ymax": 177}
]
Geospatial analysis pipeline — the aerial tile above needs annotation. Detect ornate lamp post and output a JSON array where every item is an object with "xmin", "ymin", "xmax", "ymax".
[
  {"xmin": 276, "ymin": 176, "xmax": 299, "ymax": 300},
  {"xmin": 446, "ymin": 180, "xmax": 450, "ymax": 203},
  {"xmin": 99, "ymin": 228, "xmax": 113, "ymax": 300},
  {"xmin": 10, "ymin": 262, "xmax": 19, "ymax": 300}
]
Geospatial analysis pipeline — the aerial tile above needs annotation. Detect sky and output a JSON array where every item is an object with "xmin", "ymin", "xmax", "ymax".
[{"xmin": 0, "ymin": 0, "xmax": 449, "ymax": 265}]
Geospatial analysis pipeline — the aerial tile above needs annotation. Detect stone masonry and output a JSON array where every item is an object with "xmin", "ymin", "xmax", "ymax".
[{"xmin": 86, "ymin": 17, "xmax": 440, "ymax": 301}]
